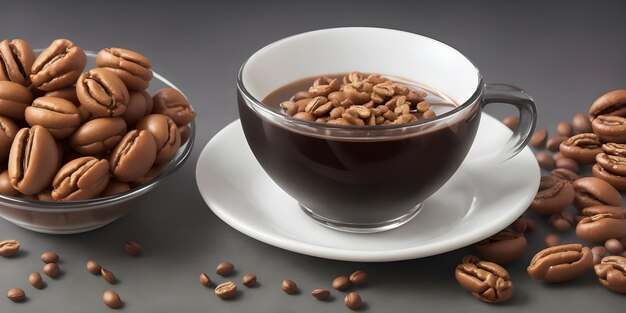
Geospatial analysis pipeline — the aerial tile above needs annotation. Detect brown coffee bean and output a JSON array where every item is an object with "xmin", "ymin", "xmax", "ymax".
[
  {"xmin": 8, "ymin": 126, "xmax": 60, "ymax": 195},
  {"xmin": 136, "ymin": 114, "xmax": 181, "ymax": 165},
  {"xmin": 312, "ymin": 288, "xmax": 331, "ymax": 300},
  {"xmin": 242, "ymin": 273, "xmax": 257, "ymax": 287},
  {"xmin": 603, "ymin": 142, "xmax": 626, "ymax": 157},
  {"xmin": 0, "ymin": 80, "xmax": 32, "ymax": 120},
  {"xmin": 96, "ymin": 47, "xmax": 152, "ymax": 91},
  {"xmin": 530, "ymin": 128, "xmax": 548, "ymax": 148},
  {"xmin": 43, "ymin": 263, "xmax": 59, "ymax": 278},
  {"xmin": 555, "ymin": 158, "xmax": 579, "ymax": 173},
  {"xmin": 596, "ymin": 153, "xmax": 626, "ymax": 176},
  {"xmin": 572, "ymin": 113, "xmax": 592, "ymax": 133},
  {"xmin": 109, "ymin": 130, "xmax": 157, "ymax": 182},
  {"xmin": 199, "ymin": 272, "xmax": 211, "ymax": 287},
  {"xmin": 455, "ymin": 255, "xmax": 513, "ymax": 303},
  {"xmin": 30, "ymin": 39, "xmax": 86, "ymax": 91},
  {"xmin": 152, "ymin": 87, "xmax": 196, "ymax": 127},
  {"xmin": 576, "ymin": 213, "xmax": 626, "ymax": 242},
  {"xmin": 179, "ymin": 124, "xmax": 191, "ymax": 145},
  {"xmin": 551, "ymin": 168, "xmax": 579, "ymax": 182},
  {"xmin": 215, "ymin": 281, "xmax": 237, "ymax": 299},
  {"xmin": 474, "ymin": 228, "xmax": 527, "ymax": 264},
  {"xmin": 101, "ymin": 268, "xmax": 117, "ymax": 284},
  {"xmin": 0, "ymin": 239, "xmax": 20, "ymax": 257},
  {"xmin": 124, "ymin": 240, "xmax": 142, "ymax": 256},
  {"xmin": 529, "ymin": 175, "xmax": 575, "ymax": 215},
  {"xmin": 29, "ymin": 272, "xmax": 44, "ymax": 289},
  {"xmin": 559, "ymin": 133, "xmax": 602, "ymax": 164},
  {"xmin": 595, "ymin": 256, "xmax": 626, "ymax": 294},
  {"xmin": 0, "ymin": 116, "xmax": 18, "ymax": 162},
  {"xmin": 592, "ymin": 163, "xmax": 626, "ymax": 191},
  {"xmin": 102, "ymin": 289, "xmax": 122, "ymax": 309},
  {"xmin": 86, "ymin": 260, "xmax": 102, "ymax": 275},
  {"xmin": 549, "ymin": 211, "xmax": 574, "ymax": 232},
  {"xmin": 527, "ymin": 244, "xmax": 593, "ymax": 283},
  {"xmin": 535, "ymin": 151, "xmax": 555, "ymax": 170},
  {"xmin": 592, "ymin": 246, "xmax": 607, "ymax": 265},
  {"xmin": 69, "ymin": 117, "xmax": 127, "ymax": 155},
  {"xmin": 293, "ymin": 111, "xmax": 315, "ymax": 121},
  {"xmin": 25, "ymin": 96, "xmax": 81, "ymax": 139},
  {"xmin": 547, "ymin": 135, "xmax": 569, "ymax": 152},
  {"xmin": 422, "ymin": 110, "xmax": 436, "ymax": 119},
  {"xmin": 589, "ymin": 90, "xmax": 626, "ymax": 120},
  {"xmin": 7, "ymin": 287, "xmax": 25, "ymax": 302},
  {"xmin": 281, "ymin": 279, "xmax": 298, "ymax": 294},
  {"xmin": 41, "ymin": 252, "xmax": 59, "ymax": 264},
  {"xmin": 501, "ymin": 116, "xmax": 519, "ymax": 130},
  {"xmin": 0, "ymin": 39, "xmax": 35, "ymax": 86},
  {"xmin": 77, "ymin": 68, "xmax": 129, "ymax": 117},
  {"xmin": 332, "ymin": 275, "xmax": 352, "ymax": 291},
  {"xmin": 51, "ymin": 157, "xmax": 110, "ymax": 200},
  {"xmin": 293, "ymin": 91, "xmax": 311, "ymax": 101},
  {"xmin": 344, "ymin": 292, "xmax": 363, "ymax": 310},
  {"xmin": 573, "ymin": 177, "xmax": 622, "ymax": 211},
  {"xmin": 349, "ymin": 270, "xmax": 367, "ymax": 285},
  {"xmin": 556, "ymin": 121, "xmax": 573, "ymax": 137},
  {"xmin": 605, "ymin": 238, "xmax": 624, "ymax": 254},
  {"xmin": 216, "ymin": 262, "xmax": 235, "ymax": 276},
  {"xmin": 592, "ymin": 115, "xmax": 626, "ymax": 143},
  {"xmin": 544, "ymin": 234, "xmax": 560, "ymax": 247},
  {"xmin": 122, "ymin": 91, "xmax": 153, "ymax": 126}
]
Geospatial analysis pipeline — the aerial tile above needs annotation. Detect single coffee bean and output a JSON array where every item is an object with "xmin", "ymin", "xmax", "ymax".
[
  {"xmin": 122, "ymin": 91, "xmax": 153, "ymax": 126},
  {"xmin": 332, "ymin": 275, "xmax": 352, "ymax": 291},
  {"xmin": 281, "ymin": 279, "xmax": 298, "ymax": 294},
  {"xmin": 8, "ymin": 126, "xmax": 60, "ymax": 195},
  {"xmin": 41, "ymin": 251, "xmax": 59, "ymax": 264},
  {"xmin": 69, "ymin": 117, "xmax": 127, "ymax": 155},
  {"xmin": 592, "ymin": 163, "xmax": 626, "ymax": 191},
  {"xmin": 474, "ymin": 228, "xmax": 527, "ymax": 264},
  {"xmin": 547, "ymin": 135, "xmax": 568, "ymax": 152},
  {"xmin": 124, "ymin": 240, "xmax": 142, "ymax": 256},
  {"xmin": 454, "ymin": 255, "xmax": 513, "ymax": 303},
  {"xmin": 136, "ymin": 114, "xmax": 181, "ymax": 165},
  {"xmin": 199, "ymin": 272, "xmax": 211, "ymax": 287},
  {"xmin": 573, "ymin": 177, "xmax": 622, "ymax": 211},
  {"xmin": 530, "ymin": 128, "xmax": 548, "ymax": 148},
  {"xmin": 7, "ymin": 288, "xmax": 25, "ymax": 302},
  {"xmin": 152, "ymin": 87, "xmax": 196, "ymax": 127},
  {"xmin": 215, "ymin": 281, "xmax": 237, "ymax": 299},
  {"xmin": 589, "ymin": 89, "xmax": 626, "ymax": 120},
  {"xmin": 29, "ymin": 272, "xmax": 44, "ymax": 289},
  {"xmin": 0, "ymin": 80, "xmax": 32, "ymax": 120},
  {"xmin": 592, "ymin": 246, "xmax": 607, "ymax": 265},
  {"xmin": 96, "ymin": 47, "xmax": 152, "ymax": 91},
  {"xmin": 595, "ymin": 256, "xmax": 626, "ymax": 294},
  {"xmin": 544, "ymin": 234, "xmax": 560, "ymax": 247},
  {"xmin": 557, "ymin": 121, "xmax": 573, "ymax": 137},
  {"xmin": 0, "ymin": 39, "xmax": 35, "ymax": 86},
  {"xmin": 312, "ymin": 288, "xmax": 331, "ymax": 300},
  {"xmin": 603, "ymin": 142, "xmax": 626, "ymax": 157},
  {"xmin": 43, "ymin": 263, "xmax": 59, "ymax": 278},
  {"xmin": 242, "ymin": 273, "xmax": 257, "ymax": 287},
  {"xmin": 349, "ymin": 270, "xmax": 367, "ymax": 285},
  {"xmin": 591, "ymin": 115, "xmax": 626, "ymax": 143},
  {"xmin": 109, "ymin": 130, "xmax": 157, "ymax": 182},
  {"xmin": 102, "ymin": 289, "xmax": 122, "ymax": 309},
  {"xmin": 596, "ymin": 153, "xmax": 626, "ymax": 176},
  {"xmin": 549, "ymin": 211, "xmax": 574, "ymax": 232},
  {"xmin": 559, "ymin": 133, "xmax": 602, "ymax": 164},
  {"xmin": 30, "ymin": 39, "xmax": 86, "ymax": 91},
  {"xmin": 25, "ymin": 96, "xmax": 81, "ymax": 139},
  {"xmin": 555, "ymin": 158, "xmax": 579, "ymax": 173},
  {"xmin": 501, "ymin": 116, "xmax": 519, "ymax": 130},
  {"xmin": 86, "ymin": 260, "xmax": 102, "ymax": 275},
  {"xmin": 572, "ymin": 113, "xmax": 592, "ymax": 133},
  {"xmin": 51, "ymin": 157, "xmax": 110, "ymax": 200},
  {"xmin": 529, "ymin": 175, "xmax": 575, "ymax": 215},
  {"xmin": 535, "ymin": 151, "xmax": 555, "ymax": 170},
  {"xmin": 576, "ymin": 213, "xmax": 626, "ymax": 242},
  {"xmin": 344, "ymin": 292, "xmax": 363, "ymax": 310},
  {"xmin": 551, "ymin": 168, "xmax": 579, "ymax": 182},
  {"xmin": 605, "ymin": 238, "xmax": 624, "ymax": 254},
  {"xmin": 101, "ymin": 268, "xmax": 117, "ymax": 284},
  {"xmin": 76, "ymin": 68, "xmax": 129, "ymax": 117},
  {"xmin": 527, "ymin": 244, "xmax": 593, "ymax": 283},
  {"xmin": 0, "ymin": 239, "xmax": 20, "ymax": 257},
  {"xmin": 216, "ymin": 262, "xmax": 235, "ymax": 276}
]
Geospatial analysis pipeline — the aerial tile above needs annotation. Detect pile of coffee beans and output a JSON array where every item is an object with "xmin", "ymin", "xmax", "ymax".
[{"xmin": 0, "ymin": 38, "xmax": 195, "ymax": 202}]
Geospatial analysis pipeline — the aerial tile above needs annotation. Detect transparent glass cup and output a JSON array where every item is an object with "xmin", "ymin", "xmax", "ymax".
[{"xmin": 237, "ymin": 28, "xmax": 536, "ymax": 233}]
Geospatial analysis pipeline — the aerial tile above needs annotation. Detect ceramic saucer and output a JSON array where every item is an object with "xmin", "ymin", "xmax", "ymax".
[{"xmin": 195, "ymin": 114, "xmax": 540, "ymax": 262}]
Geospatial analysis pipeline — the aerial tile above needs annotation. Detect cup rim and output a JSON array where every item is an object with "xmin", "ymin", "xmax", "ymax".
[{"xmin": 237, "ymin": 27, "xmax": 484, "ymax": 132}]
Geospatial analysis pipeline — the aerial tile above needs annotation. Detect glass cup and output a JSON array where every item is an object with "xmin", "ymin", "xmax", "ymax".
[{"xmin": 237, "ymin": 27, "xmax": 536, "ymax": 233}]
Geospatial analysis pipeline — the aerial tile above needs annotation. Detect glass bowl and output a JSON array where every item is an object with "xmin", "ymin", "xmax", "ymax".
[{"xmin": 0, "ymin": 51, "xmax": 195, "ymax": 234}]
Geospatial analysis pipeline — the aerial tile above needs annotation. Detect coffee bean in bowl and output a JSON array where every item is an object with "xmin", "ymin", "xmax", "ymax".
[{"xmin": 0, "ymin": 38, "xmax": 196, "ymax": 234}]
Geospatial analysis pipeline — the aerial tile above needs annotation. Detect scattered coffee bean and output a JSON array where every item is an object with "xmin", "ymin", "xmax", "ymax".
[
  {"xmin": 502, "ymin": 116, "xmax": 519, "ymax": 130},
  {"xmin": 559, "ymin": 133, "xmax": 603, "ymax": 164},
  {"xmin": 216, "ymin": 262, "xmax": 235, "ymax": 276},
  {"xmin": 530, "ymin": 128, "xmax": 548, "ymax": 148},
  {"xmin": 344, "ymin": 292, "xmax": 363, "ymax": 310},
  {"xmin": 7, "ymin": 288, "xmax": 25, "ymax": 302},
  {"xmin": 43, "ymin": 263, "xmax": 59, "ymax": 278},
  {"xmin": 215, "ymin": 281, "xmax": 237, "ymax": 299},
  {"xmin": 527, "ymin": 244, "xmax": 593, "ymax": 283},
  {"xmin": 199, "ymin": 272, "xmax": 211, "ymax": 287},
  {"xmin": 555, "ymin": 158, "xmax": 579, "ymax": 173},
  {"xmin": 332, "ymin": 275, "xmax": 352, "ymax": 291},
  {"xmin": 86, "ymin": 260, "xmax": 102, "ymax": 275},
  {"xmin": 124, "ymin": 240, "xmax": 142, "ymax": 256},
  {"xmin": 535, "ymin": 151, "xmax": 555, "ymax": 170},
  {"xmin": 312, "ymin": 288, "xmax": 331, "ymax": 300},
  {"xmin": 576, "ymin": 213, "xmax": 626, "ymax": 242},
  {"xmin": 572, "ymin": 177, "xmax": 622, "ymax": 211},
  {"xmin": 455, "ymin": 255, "xmax": 513, "ymax": 303},
  {"xmin": 281, "ymin": 279, "xmax": 298, "ymax": 294},
  {"xmin": 242, "ymin": 273, "xmax": 257, "ymax": 287},
  {"xmin": 549, "ymin": 211, "xmax": 574, "ymax": 232},
  {"xmin": 547, "ymin": 135, "xmax": 568, "ymax": 152},
  {"xmin": 595, "ymin": 256, "xmax": 626, "ymax": 294},
  {"xmin": 101, "ymin": 268, "xmax": 117, "ymax": 284},
  {"xmin": 572, "ymin": 113, "xmax": 592, "ymax": 133},
  {"xmin": 529, "ymin": 175, "xmax": 575, "ymax": 215},
  {"xmin": 349, "ymin": 270, "xmax": 367, "ymax": 285},
  {"xmin": 557, "ymin": 121, "xmax": 573, "ymax": 137},
  {"xmin": 592, "ymin": 246, "xmax": 607, "ymax": 265},
  {"xmin": 551, "ymin": 168, "xmax": 579, "ymax": 182},
  {"xmin": 29, "ymin": 272, "xmax": 44, "ymax": 289},
  {"xmin": 102, "ymin": 289, "xmax": 122, "ymax": 309},
  {"xmin": 605, "ymin": 238, "xmax": 624, "ymax": 254},
  {"xmin": 0, "ymin": 239, "xmax": 20, "ymax": 257},
  {"xmin": 474, "ymin": 227, "xmax": 527, "ymax": 264},
  {"xmin": 544, "ymin": 234, "xmax": 560, "ymax": 247},
  {"xmin": 40, "ymin": 251, "xmax": 59, "ymax": 264}
]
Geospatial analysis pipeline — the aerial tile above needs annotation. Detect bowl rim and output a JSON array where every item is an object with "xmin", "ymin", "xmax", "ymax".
[{"xmin": 0, "ymin": 51, "xmax": 196, "ymax": 212}]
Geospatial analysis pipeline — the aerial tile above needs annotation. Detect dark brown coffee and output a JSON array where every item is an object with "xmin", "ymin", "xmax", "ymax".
[{"xmin": 239, "ymin": 73, "xmax": 480, "ymax": 225}]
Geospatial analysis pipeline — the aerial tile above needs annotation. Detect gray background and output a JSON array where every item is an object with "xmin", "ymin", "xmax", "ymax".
[{"xmin": 1, "ymin": 0, "xmax": 625, "ymax": 312}]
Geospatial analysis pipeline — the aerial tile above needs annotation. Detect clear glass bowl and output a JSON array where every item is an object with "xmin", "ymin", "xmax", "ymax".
[{"xmin": 0, "ymin": 51, "xmax": 195, "ymax": 234}]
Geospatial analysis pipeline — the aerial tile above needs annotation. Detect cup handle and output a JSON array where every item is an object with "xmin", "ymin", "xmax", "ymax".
[{"xmin": 480, "ymin": 83, "xmax": 537, "ymax": 163}]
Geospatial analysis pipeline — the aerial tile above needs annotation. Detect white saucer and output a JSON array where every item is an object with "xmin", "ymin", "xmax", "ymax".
[{"xmin": 195, "ymin": 114, "xmax": 540, "ymax": 262}]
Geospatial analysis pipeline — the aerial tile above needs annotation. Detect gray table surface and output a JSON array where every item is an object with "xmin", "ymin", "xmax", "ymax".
[{"xmin": 1, "ymin": 0, "xmax": 626, "ymax": 312}]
